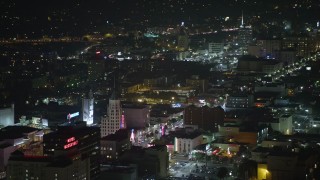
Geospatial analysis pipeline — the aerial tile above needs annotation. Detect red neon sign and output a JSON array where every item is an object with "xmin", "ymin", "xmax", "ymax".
[
  {"xmin": 121, "ymin": 115, "xmax": 125, "ymax": 128},
  {"xmin": 64, "ymin": 140, "xmax": 78, "ymax": 149},
  {"xmin": 67, "ymin": 137, "xmax": 75, "ymax": 143},
  {"xmin": 64, "ymin": 137, "xmax": 78, "ymax": 149}
]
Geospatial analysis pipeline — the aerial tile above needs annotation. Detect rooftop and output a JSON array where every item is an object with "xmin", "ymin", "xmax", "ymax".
[
  {"xmin": 101, "ymin": 132, "xmax": 128, "ymax": 141},
  {"xmin": 122, "ymin": 104, "xmax": 148, "ymax": 109},
  {"xmin": 0, "ymin": 126, "xmax": 40, "ymax": 140},
  {"xmin": 174, "ymin": 131, "xmax": 202, "ymax": 139}
]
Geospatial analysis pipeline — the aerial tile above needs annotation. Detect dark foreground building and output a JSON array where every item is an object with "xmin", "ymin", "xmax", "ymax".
[
  {"xmin": 43, "ymin": 121, "xmax": 100, "ymax": 179},
  {"xmin": 7, "ymin": 150, "xmax": 90, "ymax": 180},
  {"xmin": 184, "ymin": 105, "xmax": 224, "ymax": 131}
]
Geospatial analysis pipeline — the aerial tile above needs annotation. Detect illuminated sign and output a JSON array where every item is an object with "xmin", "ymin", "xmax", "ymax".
[
  {"xmin": 64, "ymin": 137, "xmax": 78, "ymax": 149},
  {"xmin": 67, "ymin": 137, "xmax": 75, "ymax": 143},
  {"xmin": 130, "ymin": 129, "xmax": 135, "ymax": 143},
  {"xmin": 121, "ymin": 115, "xmax": 125, "ymax": 128},
  {"xmin": 171, "ymin": 103, "xmax": 182, "ymax": 108},
  {"xmin": 206, "ymin": 144, "xmax": 210, "ymax": 151},
  {"xmin": 199, "ymin": 99, "xmax": 206, "ymax": 104},
  {"xmin": 67, "ymin": 112, "xmax": 79, "ymax": 120},
  {"xmin": 161, "ymin": 126, "xmax": 165, "ymax": 136}
]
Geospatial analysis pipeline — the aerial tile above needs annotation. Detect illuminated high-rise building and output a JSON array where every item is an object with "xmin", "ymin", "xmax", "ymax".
[
  {"xmin": 82, "ymin": 90, "xmax": 94, "ymax": 125},
  {"xmin": 177, "ymin": 26, "xmax": 189, "ymax": 51},
  {"xmin": 43, "ymin": 121, "xmax": 100, "ymax": 179},
  {"xmin": 238, "ymin": 12, "xmax": 252, "ymax": 54},
  {"xmin": 0, "ymin": 104, "xmax": 14, "ymax": 127},
  {"xmin": 101, "ymin": 91, "xmax": 125, "ymax": 137}
]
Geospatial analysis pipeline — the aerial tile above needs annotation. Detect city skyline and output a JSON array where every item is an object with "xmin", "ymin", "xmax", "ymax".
[
  {"xmin": 1, "ymin": 1, "xmax": 320, "ymax": 180},
  {"xmin": 0, "ymin": 0, "xmax": 319, "ymax": 38}
]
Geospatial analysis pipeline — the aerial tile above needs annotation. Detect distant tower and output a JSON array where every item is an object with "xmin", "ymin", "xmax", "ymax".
[
  {"xmin": 238, "ymin": 11, "xmax": 252, "ymax": 54},
  {"xmin": 100, "ymin": 91, "xmax": 125, "ymax": 137},
  {"xmin": 177, "ymin": 26, "xmax": 189, "ymax": 51},
  {"xmin": 82, "ymin": 90, "xmax": 94, "ymax": 125},
  {"xmin": 240, "ymin": 10, "xmax": 244, "ymax": 28}
]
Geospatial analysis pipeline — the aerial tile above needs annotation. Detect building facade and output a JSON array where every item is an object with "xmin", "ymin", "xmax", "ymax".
[
  {"xmin": 43, "ymin": 121, "xmax": 100, "ymax": 179},
  {"xmin": 82, "ymin": 90, "xmax": 94, "ymax": 126},
  {"xmin": 100, "ymin": 129, "xmax": 131, "ymax": 163},
  {"xmin": 122, "ymin": 104, "xmax": 150, "ymax": 129},
  {"xmin": 120, "ymin": 145, "xmax": 169, "ymax": 179},
  {"xmin": 174, "ymin": 132, "xmax": 202, "ymax": 154},
  {"xmin": 7, "ymin": 151, "xmax": 90, "ymax": 180},
  {"xmin": 101, "ymin": 92, "xmax": 125, "ymax": 137},
  {"xmin": 184, "ymin": 105, "xmax": 224, "ymax": 132},
  {"xmin": 208, "ymin": 42, "xmax": 224, "ymax": 54},
  {"xmin": 0, "ymin": 104, "xmax": 14, "ymax": 127},
  {"xmin": 186, "ymin": 75, "xmax": 208, "ymax": 93},
  {"xmin": 226, "ymin": 94, "xmax": 254, "ymax": 108},
  {"xmin": 270, "ymin": 115, "xmax": 293, "ymax": 135}
]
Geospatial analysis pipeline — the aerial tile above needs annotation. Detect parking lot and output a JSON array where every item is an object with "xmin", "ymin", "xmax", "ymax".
[{"xmin": 169, "ymin": 160, "xmax": 234, "ymax": 180}]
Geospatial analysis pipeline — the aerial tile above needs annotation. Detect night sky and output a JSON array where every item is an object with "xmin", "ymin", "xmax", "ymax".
[{"xmin": 0, "ymin": 0, "xmax": 319, "ymax": 37}]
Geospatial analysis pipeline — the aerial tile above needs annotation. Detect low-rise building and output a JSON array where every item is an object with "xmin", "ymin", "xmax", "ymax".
[
  {"xmin": 174, "ymin": 131, "xmax": 202, "ymax": 154},
  {"xmin": 7, "ymin": 151, "xmax": 90, "ymax": 180},
  {"xmin": 120, "ymin": 145, "xmax": 169, "ymax": 179},
  {"xmin": 0, "ymin": 126, "xmax": 44, "ymax": 176},
  {"xmin": 226, "ymin": 94, "xmax": 254, "ymax": 109},
  {"xmin": 100, "ymin": 129, "xmax": 131, "ymax": 163},
  {"xmin": 218, "ymin": 125, "xmax": 268, "ymax": 145},
  {"xmin": 259, "ymin": 115, "xmax": 293, "ymax": 135},
  {"xmin": 186, "ymin": 75, "xmax": 208, "ymax": 93},
  {"xmin": 99, "ymin": 164, "xmax": 138, "ymax": 180},
  {"xmin": 184, "ymin": 105, "xmax": 224, "ymax": 132}
]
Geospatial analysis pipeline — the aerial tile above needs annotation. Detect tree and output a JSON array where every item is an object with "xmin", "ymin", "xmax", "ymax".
[
  {"xmin": 194, "ymin": 152, "xmax": 205, "ymax": 160},
  {"xmin": 217, "ymin": 167, "xmax": 229, "ymax": 180}
]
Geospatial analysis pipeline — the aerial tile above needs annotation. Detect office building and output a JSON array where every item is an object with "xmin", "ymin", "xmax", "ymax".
[
  {"xmin": 101, "ymin": 92, "xmax": 125, "ymax": 137},
  {"xmin": 238, "ymin": 13, "xmax": 253, "ymax": 55},
  {"xmin": 122, "ymin": 104, "xmax": 150, "ymax": 129},
  {"xmin": 186, "ymin": 75, "xmax": 208, "ymax": 93},
  {"xmin": 7, "ymin": 151, "xmax": 90, "ymax": 180},
  {"xmin": 282, "ymin": 36, "xmax": 316, "ymax": 57},
  {"xmin": 184, "ymin": 105, "xmax": 224, "ymax": 132},
  {"xmin": 100, "ymin": 129, "xmax": 131, "ymax": 163},
  {"xmin": 0, "ymin": 104, "xmax": 14, "ymax": 127},
  {"xmin": 257, "ymin": 151, "xmax": 317, "ymax": 180},
  {"xmin": 256, "ymin": 39, "xmax": 282, "ymax": 59},
  {"xmin": 208, "ymin": 42, "xmax": 224, "ymax": 54},
  {"xmin": 177, "ymin": 27, "xmax": 189, "ymax": 51},
  {"xmin": 120, "ymin": 145, "xmax": 169, "ymax": 179},
  {"xmin": 226, "ymin": 94, "xmax": 254, "ymax": 108},
  {"xmin": 99, "ymin": 164, "xmax": 138, "ymax": 180},
  {"xmin": 43, "ymin": 121, "xmax": 100, "ymax": 179},
  {"xmin": 0, "ymin": 125, "xmax": 45, "ymax": 176},
  {"xmin": 279, "ymin": 50, "xmax": 297, "ymax": 65},
  {"xmin": 237, "ymin": 56, "xmax": 283, "ymax": 74},
  {"xmin": 82, "ymin": 90, "xmax": 94, "ymax": 125}
]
